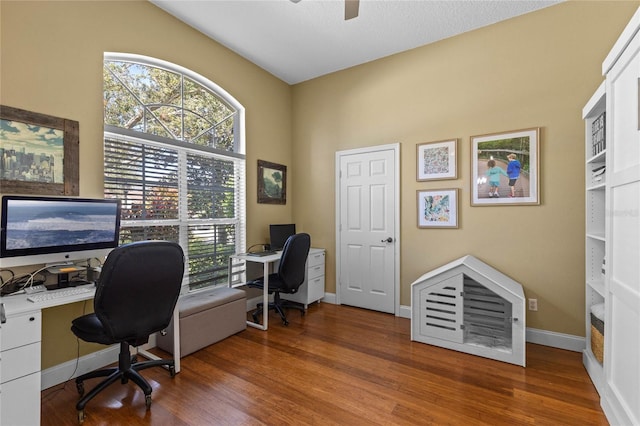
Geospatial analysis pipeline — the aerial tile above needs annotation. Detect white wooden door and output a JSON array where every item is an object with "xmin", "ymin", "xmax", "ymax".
[{"xmin": 337, "ymin": 145, "xmax": 398, "ymax": 314}]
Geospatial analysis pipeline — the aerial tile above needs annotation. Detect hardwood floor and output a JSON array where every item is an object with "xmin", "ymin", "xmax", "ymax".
[{"xmin": 42, "ymin": 303, "xmax": 607, "ymax": 425}]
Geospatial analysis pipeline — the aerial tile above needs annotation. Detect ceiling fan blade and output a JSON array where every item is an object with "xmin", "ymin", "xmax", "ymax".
[{"xmin": 345, "ymin": 0, "xmax": 359, "ymax": 20}]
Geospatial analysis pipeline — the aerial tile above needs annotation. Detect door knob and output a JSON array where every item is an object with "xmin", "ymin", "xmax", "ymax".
[{"xmin": 381, "ymin": 237, "xmax": 393, "ymax": 243}]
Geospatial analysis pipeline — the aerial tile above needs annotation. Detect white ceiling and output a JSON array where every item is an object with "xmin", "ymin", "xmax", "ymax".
[{"xmin": 150, "ymin": 0, "xmax": 561, "ymax": 84}]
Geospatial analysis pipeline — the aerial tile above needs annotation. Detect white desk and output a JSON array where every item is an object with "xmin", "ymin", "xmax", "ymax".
[
  {"xmin": 0, "ymin": 287, "xmax": 180, "ymax": 426},
  {"xmin": 228, "ymin": 248, "xmax": 326, "ymax": 330},
  {"xmin": 228, "ymin": 251, "xmax": 282, "ymax": 331}
]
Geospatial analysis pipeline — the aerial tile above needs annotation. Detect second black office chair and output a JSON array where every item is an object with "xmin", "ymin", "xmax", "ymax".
[
  {"xmin": 248, "ymin": 233, "xmax": 311, "ymax": 326},
  {"xmin": 70, "ymin": 240, "xmax": 184, "ymax": 423}
]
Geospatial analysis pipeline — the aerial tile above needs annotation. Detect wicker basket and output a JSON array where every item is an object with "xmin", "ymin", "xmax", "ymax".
[{"xmin": 590, "ymin": 313, "xmax": 604, "ymax": 364}]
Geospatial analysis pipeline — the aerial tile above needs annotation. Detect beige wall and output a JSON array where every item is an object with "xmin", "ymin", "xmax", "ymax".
[
  {"xmin": 1, "ymin": 0, "xmax": 293, "ymax": 367},
  {"xmin": 291, "ymin": 1, "xmax": 639, "ymax": 336},
  {"xmin": 1, "ymin": 0, "xmax": 638, "ymax": 368}
]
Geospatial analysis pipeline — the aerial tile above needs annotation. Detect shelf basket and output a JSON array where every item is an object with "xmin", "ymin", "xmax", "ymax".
[{"xmin": 590, "ymin": 305, "xmax": 605, "ymax": 364}]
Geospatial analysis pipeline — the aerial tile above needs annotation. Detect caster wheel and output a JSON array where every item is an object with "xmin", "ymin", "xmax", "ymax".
[
  {"xmin": 252, "ymin": 312, "xmax": 259, "ymax": 323},
  {"xmin": 145, "ymin": 394, "xmax": 152, "ymax": 410},
  {"xmin": 78, "ymin": 410, "xmax": 85, "ymax": 424},
  {"xmin": 169, "ymin": 365, "xmax": 176, "ymax": 378},
  {"xmin": 76, "ymin": 381, "xmax": 85, "ymax": 397},
  {"xmin": 283, "ymin": 320, "xmax": 289, "ymax": 326}
]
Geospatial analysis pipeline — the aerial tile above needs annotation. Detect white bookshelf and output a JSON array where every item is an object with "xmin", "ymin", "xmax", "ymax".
[{"xmin": 582, "ymin": 81, "xmax": 607, "ymax": 395}]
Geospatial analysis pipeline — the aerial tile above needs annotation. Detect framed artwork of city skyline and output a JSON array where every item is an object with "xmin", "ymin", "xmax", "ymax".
[{"xmin": 0, "ymin": 105, "xmax": 79, "ymax": 196}]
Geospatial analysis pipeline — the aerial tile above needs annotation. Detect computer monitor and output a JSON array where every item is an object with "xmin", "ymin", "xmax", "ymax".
[
  {"xmin": 0, "ymin": 195, "xmax": 121, "ymax": 268},
  {"xmin": 269, "ymin": 224, "xmax": 296, "ymax": 251}
]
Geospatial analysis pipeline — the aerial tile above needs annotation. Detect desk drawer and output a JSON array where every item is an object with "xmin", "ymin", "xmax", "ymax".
[
  {"xmin": 1, "ymin": 311, "xmax": 41, "ymax": 351},
  {"xmin": 308, "ymin": 251, "xmax": 325, "ymax": 268},
  {"xmin": 1, "ymin": 371, "xmax": 41, "ymax": 426},
  {"xmin": 1, "ymin": 342, "xmax": 41, "ymax": 383},
  {"xmin": 307, "ymin": 276, "xmax": 325, "ymax": 303},
  {"xmin": 308, "ymin": 264, "xmax": 324, "ymax": 281}
]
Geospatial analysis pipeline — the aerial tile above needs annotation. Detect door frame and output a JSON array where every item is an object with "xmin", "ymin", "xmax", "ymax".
[{"xmin": 335, "ymin": 143, "xmax": 401, "ymax": 315}]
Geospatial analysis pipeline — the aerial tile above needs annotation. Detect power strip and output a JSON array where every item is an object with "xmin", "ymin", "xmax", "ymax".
[{"xmin": 24, "ymin": 285, "xmax": 47, "ymax": 294}]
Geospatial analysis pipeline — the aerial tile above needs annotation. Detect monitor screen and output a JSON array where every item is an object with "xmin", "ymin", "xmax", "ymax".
[
  {"xmin": 269, "ymin": 224, "xmax": 296, "ymax": 251},
  {"xmin": 0, "ymin": 195, "xmax": 121, "ymax": 267}
]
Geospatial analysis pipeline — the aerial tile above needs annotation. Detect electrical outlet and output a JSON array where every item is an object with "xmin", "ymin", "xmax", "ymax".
[{"xmin": 528, "ymin": 298, "xmax": 538, "ymax": 311}]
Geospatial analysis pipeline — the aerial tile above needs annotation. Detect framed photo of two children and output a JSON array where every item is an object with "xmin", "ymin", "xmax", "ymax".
[{"xmin": 471, "ymin": 128, "xmax": 540, "ymax": 206}]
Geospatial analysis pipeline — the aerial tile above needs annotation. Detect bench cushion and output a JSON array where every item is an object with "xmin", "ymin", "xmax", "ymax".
[{"xmin": 179, "ymin": 287, "xmax": 246, "ymax": 317}]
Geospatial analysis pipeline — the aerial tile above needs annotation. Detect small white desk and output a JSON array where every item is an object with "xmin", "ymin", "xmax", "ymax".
[
  {"xmin": 228, "ymin": 251, "xmax": 282, "ymax": 331},
  {"xmin": 0, "ymin": 287, "xmax": 180, "ymax": 426}
]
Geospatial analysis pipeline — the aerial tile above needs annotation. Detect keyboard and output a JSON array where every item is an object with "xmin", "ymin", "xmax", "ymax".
[
  {"xmin": 246, "ymin": 250, "xmax": 277, "ymax": 257},
  {"xmin": 27, "ymin": 286, "xmax": 93, "ymax": 303}
]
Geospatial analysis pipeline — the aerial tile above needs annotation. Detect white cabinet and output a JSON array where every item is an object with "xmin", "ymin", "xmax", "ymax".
[
  {"xmin": 583, "ymin": 7, "xmax": 640, "ymax": 426},
  {"xmin": 0, "ymin": 310, "xmax": 42, "ymax": 426},
  {"xmin": 282, "ymin": 248, "xmax": 325, "ymax": 308},
  {"xmin": 602, "ymin": 8, "xmax": 640, "ymax": 424}
]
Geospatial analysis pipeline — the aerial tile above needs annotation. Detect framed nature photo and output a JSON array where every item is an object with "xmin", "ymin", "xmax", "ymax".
[
  {"xmin": 0, "ymin": 105, "xmax": 79, "ymax": 195},
  {"xmin": 471, "ymin": 128, "xmax": 539, "ymax": 206},
  {"xmin": 417, "ymin": 188, "xmax": 458, "ymax": 228},
  {"xmin": 257, "ymin": 159, "xmax": 287, "ymax": 204},
  {"xmin": 417, "ymin": 139, "xmax": 457, "ymax": 181}
]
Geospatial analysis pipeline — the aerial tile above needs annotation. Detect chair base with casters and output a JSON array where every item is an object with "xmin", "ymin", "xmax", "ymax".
[
  {"xmin": 74, "ymin": 340, "xmax": 175, "ymax": 423},
  {"xmin": 252, "ymin": 292, "xmax": 305, "ymax": 326}
]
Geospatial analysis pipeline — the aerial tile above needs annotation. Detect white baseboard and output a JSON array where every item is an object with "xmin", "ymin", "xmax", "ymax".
[
  {"xmin": 398, "ymin": 304, "xmax": 411, "ymax": 319},
  {"xmin": 41, "ymin": 336, "xmax": 158, "ymax": 390},
  {"xmin": 525, "ymin": 327, "xmax": 585, "ymax": 352},
  {"xmin": 322, "ymin": 292, "xmax": 337, "ymax": 304},
  {"xmin": 41, "ymin": 345, "xmax": 119, "ymax": 390}
]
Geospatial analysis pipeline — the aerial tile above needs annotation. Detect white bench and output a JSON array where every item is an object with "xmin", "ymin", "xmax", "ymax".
[{"xmin": 157, "ymin": 287, "xmax": 246, "ymax": 357}]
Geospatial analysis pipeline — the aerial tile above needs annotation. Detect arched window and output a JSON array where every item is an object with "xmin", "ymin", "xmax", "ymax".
[{"xmin": 103, "ymin": 53, "xmax": 245, "ymax": 291}]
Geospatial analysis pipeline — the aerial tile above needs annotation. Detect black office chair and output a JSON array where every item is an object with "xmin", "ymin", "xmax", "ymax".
[
  {"xmin": 248, "ymin": 233, "xmax": 311, "ymax": 326},
  {"xmin": 70, "ymin": 241, "xmax": 184, "ymax": 423}
]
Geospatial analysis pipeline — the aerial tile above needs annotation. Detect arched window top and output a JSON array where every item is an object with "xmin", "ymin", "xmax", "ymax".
[{"xmin": 104, "ymin": 53, "xmax": 245, "ymax": 154}]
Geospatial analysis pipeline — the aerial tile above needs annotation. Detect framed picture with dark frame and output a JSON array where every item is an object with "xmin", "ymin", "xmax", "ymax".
[
  {"xmin": 416, "ymin": 139, "xmax": 457, "ymax": 181},
  {"xmin": 0, "ymin": 105, "xmax": 79, "ymax": 196},
  {"xmin": 257, "ymin": 159, "xmax": 287, "ymax": 204},
  {"xmin": 471, "ymin": 127, "xmax": 540, "ymax": 206},
  {"xmin": 417, "ymin": 188, "xmax": 458, "ymax": 228}
]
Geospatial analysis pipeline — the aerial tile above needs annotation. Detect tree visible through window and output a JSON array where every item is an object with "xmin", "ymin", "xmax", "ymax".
[{"xmin": 103, "ymin": 53, "xmax": 245, "ymax": 291}]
